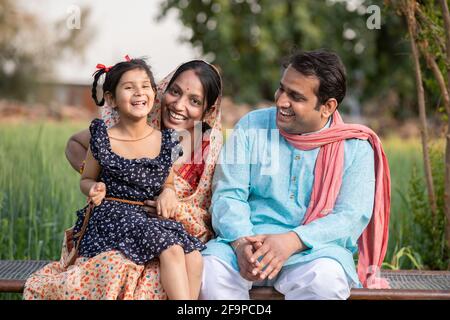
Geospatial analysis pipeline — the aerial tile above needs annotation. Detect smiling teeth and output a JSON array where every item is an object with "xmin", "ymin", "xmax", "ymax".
[
  {"xmin": 132, "ymin": 101, "xmax": 146, "ymax": 106},
  {"xmin": 279, "ymin": 109, "xmax": 294, "ymax": 116},
  {"xmin": 169, "ymin": 110, "xmax": 187, "ymax": 120}
]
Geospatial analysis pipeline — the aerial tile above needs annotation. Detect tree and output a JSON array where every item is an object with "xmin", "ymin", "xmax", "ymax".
[
  {"xmin": 437, "ymin": 0, "xmax": 450, "ymax": 259},
  {"xmin": 157, "ymin": 0, "xmax": 416, "ymax": 119},
  {"xmin": 401, "ymin": 0, "xmax": 437, "ymax": 218},
  {"xmin": 0, "ymin": 0, "xmax": 94, "ymax": 101},
  {"xmin": 390, "ymin": 0, "xmax": 450, "ymax": 263}
]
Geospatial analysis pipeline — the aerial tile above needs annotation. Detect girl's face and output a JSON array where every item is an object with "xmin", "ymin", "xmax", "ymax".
[
  {"xmin": 107, "ymin": 68, "xmax": 155, "ymax": 120},
  {"xmin": 161, "ymin": 70, "xmax": 207, "ymax": 132}
]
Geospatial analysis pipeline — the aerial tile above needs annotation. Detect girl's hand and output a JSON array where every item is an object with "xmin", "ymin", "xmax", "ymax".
[
  {"xmin": 88, "ymin": 182, "xmax": 106, "ymax": 206},
  {"xmin": 156, "ymin": 187, "xmax": 178, "ymax": 219}
]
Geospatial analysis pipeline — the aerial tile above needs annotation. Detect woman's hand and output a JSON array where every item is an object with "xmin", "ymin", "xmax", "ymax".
[
  {"xmin": 88, "ymin": 182, "xmax": 106, "ymax": 206},
  {"xmin": 143, "ymin": 199, "xmax": 157, "ymax": 215},
  {"xmin": 156, "ymin": 187, "xmax": 179, "ymax": 219}
]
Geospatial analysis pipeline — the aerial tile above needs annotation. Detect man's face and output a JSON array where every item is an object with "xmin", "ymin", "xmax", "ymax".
[{"xmin": 275, "ymin": 65, "xmax": 328, "ymax": 134}]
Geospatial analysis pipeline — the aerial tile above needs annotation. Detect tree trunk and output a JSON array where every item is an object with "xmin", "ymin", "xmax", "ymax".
[
  {"xmin": 404, "ymin": 1, "xmax": 438, "ymax": 218},
  {"xmin": 438, "ymin": 0, "xmax": 450, "ymax": 257},
  {"xmin": 419, "ymin": 42, "xmax": 450, "ymax": 114}
]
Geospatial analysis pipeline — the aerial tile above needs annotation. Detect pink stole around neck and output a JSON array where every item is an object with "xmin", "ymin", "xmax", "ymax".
[{"xmin": 279, "ymin": 111, "xmax": 391, "ymax": 289}]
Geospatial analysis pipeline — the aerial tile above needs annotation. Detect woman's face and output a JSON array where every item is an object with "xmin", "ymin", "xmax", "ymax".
[{"xmin": 161, "ymin": 69, "xmax": 207, "ymax": 132}]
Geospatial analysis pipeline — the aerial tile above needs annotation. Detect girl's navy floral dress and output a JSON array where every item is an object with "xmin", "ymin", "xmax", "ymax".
[{"xmin": 73, "ymin": 119, "xmax": 206, "ymax": 265}]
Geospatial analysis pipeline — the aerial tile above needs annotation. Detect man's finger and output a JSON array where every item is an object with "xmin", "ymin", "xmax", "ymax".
[
  {"xmin": 249, "ymin": 243, "xmax": 270, "ymax": 264},
  {"xmin": 240, "ymin": 263, "xmax": 261, "ymax": 281},
  {"xmin": 260, "ymin": 264, "xmax": 274, "ymax": 280},
  {"xmin": 246, "ymin": 235, "xmax": 265, "ymax": 243},
  {"xmin": 243, "ymin": 244, "xmax": 258, "ymax": 265},
  {"xmin": 253, "ymin": 252, "xmax": 275, "ymax": 276},
  {"xmin": 252, "ymin": 241, "xmax": 263, "ymax": 253},
  {"xmin": 258, "ymin": 256, "xmax": 278, "ymax": 279},
  {"xmin": 267, "ymin": 263, "xmax": 283, "ymax": 280},
  {"xmin": 243, "ymin": 271, "xmax": 260, "ymax": 282}
]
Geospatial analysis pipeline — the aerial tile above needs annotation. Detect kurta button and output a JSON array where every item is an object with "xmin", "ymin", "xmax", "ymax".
[
  {"xmin": 292, "ymin": 176, "xmax": 297, "ymax": 182},
  {"xmin": 290, "ymin": 194, "xmax": 294, "ymax": 199},
  {"xmin": 295, "ymin": 155, "xmax": 301, "ymax": 160}
]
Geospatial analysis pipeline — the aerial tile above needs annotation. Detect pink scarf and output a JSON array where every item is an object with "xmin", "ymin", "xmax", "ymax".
[{"xmin": 279, "ymin": 110, "xmax": 391, "ymax": 288}]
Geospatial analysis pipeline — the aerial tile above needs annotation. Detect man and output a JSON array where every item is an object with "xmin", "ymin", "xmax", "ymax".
[{"xmin": 200, "ymin": 49, "xmax": 390, "ymax": 300}]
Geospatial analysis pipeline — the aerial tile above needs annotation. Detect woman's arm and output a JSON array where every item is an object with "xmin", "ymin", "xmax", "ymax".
[
  {"xmin": 80, "ymin": 147, "xmax": 105, "ymax": 206},
  {"xmin": 65, "ymin": 129, "xmax": 91, "ymax": 173}
]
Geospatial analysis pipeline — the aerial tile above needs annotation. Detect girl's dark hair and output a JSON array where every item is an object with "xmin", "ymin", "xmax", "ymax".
[
  {"xmin": 165, "ymin": 60, "xmax": 222, "ymax": 112},
  {"xmin": 283, "ymin": 49, "xmax": 346, "ymax": 106},
  {"xmin": 92, "ymin": 58, "xmax": 157, "ymax": 106}
]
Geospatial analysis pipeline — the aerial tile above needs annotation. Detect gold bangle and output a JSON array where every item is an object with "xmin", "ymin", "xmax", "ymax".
[{"xmin": 79, "ymin": 160, "xmax": 86, "ymax": 174}]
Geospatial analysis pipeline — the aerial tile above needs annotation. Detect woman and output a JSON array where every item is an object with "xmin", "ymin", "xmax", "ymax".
[{"xmin": 24, "ymin": 60, "xmax": 223, "ymax": 300}]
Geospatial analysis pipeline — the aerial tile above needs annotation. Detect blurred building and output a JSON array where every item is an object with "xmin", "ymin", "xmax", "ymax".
[{"xmin": 34, "ymin": 81, "xmax": 97, "ymax": 112}]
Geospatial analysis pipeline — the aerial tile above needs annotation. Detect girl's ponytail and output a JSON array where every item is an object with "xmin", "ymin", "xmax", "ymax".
[{"xmin": 92, "ymin": 69, "xmax": 106, "ymax": 106}]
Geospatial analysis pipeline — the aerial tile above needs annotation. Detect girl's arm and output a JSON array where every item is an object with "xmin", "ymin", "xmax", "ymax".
[
  {"xmin": 80, "ymin": 147, "xmax": 105, "ymax": 206},
  {"xmin": 156, "ymin": 168, "xmax": 178, "ymax": 219},
  {"xmin": 65, "ymin": 129, "xmax": 91, "ymax": 173}
]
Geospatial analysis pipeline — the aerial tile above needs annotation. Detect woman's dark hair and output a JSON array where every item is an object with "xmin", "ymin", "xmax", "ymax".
[
  {"xmin": 283, "ymin": 49, "xmax": 346, "ymax": 106},
  {"xmin": 165, "ymin": 60, "xmax": 222, "ymax": 113},
  {"xmin": 92, "ymin": 58, "xmax": 157, "ymax": 106}
]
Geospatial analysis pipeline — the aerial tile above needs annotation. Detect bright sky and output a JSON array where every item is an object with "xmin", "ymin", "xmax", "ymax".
[{"xmin": 23, "ymin": 0, "xmax": 199, "ymax": 84}]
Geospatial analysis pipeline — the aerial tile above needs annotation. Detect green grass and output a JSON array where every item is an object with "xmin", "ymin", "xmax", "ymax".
[
  {"xmin": 382, "ymin": 136, "xmax": 424, "ymax": 264},
  {"xmin": 0, "ymin": 121, "xmax": 88, "ymax": 261}
]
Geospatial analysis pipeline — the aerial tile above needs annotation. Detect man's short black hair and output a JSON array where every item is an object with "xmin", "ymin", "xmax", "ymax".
[{"xmin": 283, "ymin": 49, "xmax": 347, "ymax": 106}]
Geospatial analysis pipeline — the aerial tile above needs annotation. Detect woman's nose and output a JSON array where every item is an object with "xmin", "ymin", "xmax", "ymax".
[{"xmin": 173, "ymin": 96, "xmax": 187, "ymax": 111}]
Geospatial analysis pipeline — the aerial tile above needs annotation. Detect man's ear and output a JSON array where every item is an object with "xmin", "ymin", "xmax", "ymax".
[
  {"xmin": 322, "ymin": 98, "xmax": 338, "ymax": 118},
  {"xmin": 104, "ymin": 92, "xmax": 115, "ymax": 107}
]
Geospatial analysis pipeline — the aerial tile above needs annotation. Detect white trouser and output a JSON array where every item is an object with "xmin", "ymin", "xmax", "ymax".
[{"xmin": 199, "ymin": 255, "xmax": 351, "ymax": 300}]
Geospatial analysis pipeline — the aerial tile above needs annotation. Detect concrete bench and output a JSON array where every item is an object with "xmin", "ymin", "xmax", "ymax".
[{"xmin": 1, "ymin": 260, "xmax": 450, "ymax": 300}]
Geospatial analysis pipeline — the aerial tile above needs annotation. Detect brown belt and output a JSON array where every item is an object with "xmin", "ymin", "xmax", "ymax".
[{"xmin": 104, "ymin": 197, "xmax": 145, "ymax": 206}]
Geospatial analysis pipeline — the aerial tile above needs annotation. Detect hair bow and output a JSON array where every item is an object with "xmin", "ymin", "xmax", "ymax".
[
  {"xmin": 94, "ymin": 55, "xmax": 131, "ymax": 74},
  {"xmin": 95, "ymin": 63, "xmax": 112, "ymax": 74}
]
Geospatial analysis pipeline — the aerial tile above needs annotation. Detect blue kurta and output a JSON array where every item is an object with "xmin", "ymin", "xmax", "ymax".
[{"xmin": 203, "ymin": 107, "xmax": 375, "ymax": 288}]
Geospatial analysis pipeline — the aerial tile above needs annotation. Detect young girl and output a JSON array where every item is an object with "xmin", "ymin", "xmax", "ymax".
[{"xmin": 73, "ymin": 57, "xmax": 205, "ymax": 300}]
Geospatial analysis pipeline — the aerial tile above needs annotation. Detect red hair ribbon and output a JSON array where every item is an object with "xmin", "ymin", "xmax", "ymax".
[
  {"xmin": 95, "ymin": 63, "xmax": 112, "ymax": 73},
  {"xmin": 94, "ymin": 55, "xmax": 131, "ymax": 75}
]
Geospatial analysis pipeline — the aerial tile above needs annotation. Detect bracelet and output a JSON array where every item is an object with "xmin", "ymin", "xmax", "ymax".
[
  {"xmin": 231, "ymin": 238, "xmax": 248, "ymax": 252},
  {"xmin": 79, "ymin": 160, "xmax": 86, "ymax": 174}
]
